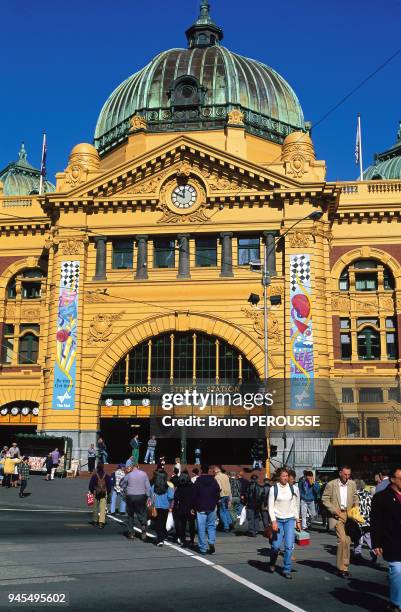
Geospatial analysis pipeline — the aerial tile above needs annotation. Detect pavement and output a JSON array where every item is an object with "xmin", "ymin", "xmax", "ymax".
[{"xmin": 0, "ymin": 476, "xmax": 391, "ymax": 612}]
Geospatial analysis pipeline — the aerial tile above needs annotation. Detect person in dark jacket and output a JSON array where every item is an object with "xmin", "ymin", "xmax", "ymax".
[
  {"xmin": 371, "ymin": 466, "xmax": 401, "ymax": 612},
  {"xmin": 88, "ymin": 464, "xmax": 112, "ymax": 528},
  {"xmin": 246, "ymin": 474, "xmax": 263, "ymax": 536},
  {"xmin": 43, "ymin": 453, "xmax": 53, "ymax": 481},
  {"xmin": 261, "ymin": 478, "xmax": 271, "ymax": 528},
  {"xmin": 238, "ymin": 470, "xmax": 249, "ymax": 512},
  {"xmin": 193, "ymin": 464, "xmax": 220, "ymax": 555},
  {"xmin": 173, "ymin": 471, "xmax": 196, "ymax": 547}
]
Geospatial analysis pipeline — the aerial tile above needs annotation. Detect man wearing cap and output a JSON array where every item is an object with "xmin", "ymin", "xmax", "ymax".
[{"xmin": 110, "ymin": 464, "xmax": 127, "ymax": 516}]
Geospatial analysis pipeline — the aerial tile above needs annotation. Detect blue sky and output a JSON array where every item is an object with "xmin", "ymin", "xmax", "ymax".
[{"xmin": 1, "ymin": 0, "xmax": 400, "ymax": 182}]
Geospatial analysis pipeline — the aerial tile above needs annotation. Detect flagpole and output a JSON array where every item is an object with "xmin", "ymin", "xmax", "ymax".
[
  {"xmin": 39, "ymin": 132, "xmax": 46, "ymax": 195},
  {"xmin": 358, "ymin": 114, "xmax": 364, "ymax": 181}
]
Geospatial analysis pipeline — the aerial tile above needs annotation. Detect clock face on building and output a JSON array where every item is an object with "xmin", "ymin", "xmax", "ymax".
[{"xmin": 171, "ymin": 184, "xmax": 197, "ymax": 209}]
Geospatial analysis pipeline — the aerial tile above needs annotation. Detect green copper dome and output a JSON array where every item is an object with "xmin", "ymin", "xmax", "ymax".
[
  {"xmin": 0, "ymin": 143, "xmax": 55, "ymax": 196},
  {"xmin": 364, "ymin": 122, "xmax": 401, "ymax": 180},
  {"xmin": 94, "ymin": 2, "xmax": 304, "ymax": 155}
]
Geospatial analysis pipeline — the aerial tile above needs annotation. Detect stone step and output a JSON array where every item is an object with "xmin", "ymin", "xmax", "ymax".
[{"xmin": 79, "ymin": 463, "xmax": 262, "ymax": 480}]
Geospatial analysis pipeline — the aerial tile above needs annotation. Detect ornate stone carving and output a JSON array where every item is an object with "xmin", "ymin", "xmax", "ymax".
[
  {"xmin": 380, "ymin": 296, "xmax": 395, "ymax": 311},
  {"xmin": 176, "ymin": 162, "xmax": 192, "ymax": 179},
  {"xmin": 5, "ymin": 304, "xmax": 16, "ymax": 319},
  {"xmin": 21, "ymin": 307, "xmax": 40, "ymax": 322},
  {"xmin": 88, "ymin": 311, "xmax": 125, "ymax": 344},
  {"xmin": 289, "ymin": 230, "xmax": 313, "ymax": 248},
  {"xmin": 158, "ymin": 202, "xmax": 210, "ymax": 224},
  {"xmin": 200, "ymin": 167, "xmax": 254, "ymax": 192},
  {"xmin": 331, "ymin": 296, "xmax": 350, "ymax": 312},
  {"xmin": 281, "ymin": 132, "xmax": 316, "ymax": 178},
  {"xmin": 130, "ymin": 114, "xmax": 147, "ymax": 131},
  {"xmin": 65, "ymin": 163, "xmax": 88, "ymax": 188},
  {"xmin": 59, "ymin": 238, "xmax": 87, "ymax": 255},
  {"xmin": 227, "ymin": 109, "xmax": 245, "ymax": 125},
  {"xmin": 242, "ymin": 307, "xmax": 281, "ymax": 343},
  {"xmin": 359, "ymin": 300, "xmax": 377, "ymax": 314}
]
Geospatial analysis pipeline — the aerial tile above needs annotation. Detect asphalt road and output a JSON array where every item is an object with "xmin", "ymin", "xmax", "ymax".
[{"xmin": 0, "ymin": 477, "xmax": 390, "ymax": 612}]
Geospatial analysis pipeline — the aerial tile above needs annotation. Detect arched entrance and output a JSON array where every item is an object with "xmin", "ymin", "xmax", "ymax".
[{"xmin": 99, "ymin": 330, "xmax": 262, "ymax": 464}]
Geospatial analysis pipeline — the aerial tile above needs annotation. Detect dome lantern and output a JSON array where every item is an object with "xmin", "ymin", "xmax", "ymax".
[{"xmin": 185, "ymin": 1, "xmax": 223, "ymax": 49}]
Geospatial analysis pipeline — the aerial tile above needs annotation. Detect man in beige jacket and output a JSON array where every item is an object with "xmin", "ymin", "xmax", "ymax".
[
  {"xmin": 322, "ymin": 465, "xmax": 359, "ymax": 577},
  {"xmin": 213, "ymin": 466, "xmax": 232, "ymax": 532}
]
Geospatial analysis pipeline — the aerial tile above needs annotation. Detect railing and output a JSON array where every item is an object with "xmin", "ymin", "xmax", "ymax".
[
  {"xmin": 339, "ymin": 180, "xmax": 401, "ymax": 199},
  {"xmin": 2, "ymin": 199, "xmax": 32, "ymax": 207}
]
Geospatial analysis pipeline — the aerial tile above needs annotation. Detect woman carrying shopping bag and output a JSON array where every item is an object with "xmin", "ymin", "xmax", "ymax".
[{"xmin": 150, "ymin": 468, "xmax": 174, "ymax": 546}]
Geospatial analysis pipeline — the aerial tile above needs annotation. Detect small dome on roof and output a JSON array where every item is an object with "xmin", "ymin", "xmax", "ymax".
[
  {"xmin": 0, "ymin": 143, "xmax": 55, "ymax": 196},
  {"xmin": 364, "ymin": 121, "xmax": 401, "ymax": 180}
]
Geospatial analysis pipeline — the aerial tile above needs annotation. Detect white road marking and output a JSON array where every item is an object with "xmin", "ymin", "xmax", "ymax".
[
  {"xmin": 2, "ymin": 509, "xmax": 305, "ymax": 611},
  {"xmin": 164, "ymin": 542, "xmax": 305, "ymax": 611},
  {"xmin": 0, "ymin": 576, "xmax": 76, "ymax": 586},
  {"xmin": 0, "ymin": 508, "xmax": 89, "ymax": 513}
]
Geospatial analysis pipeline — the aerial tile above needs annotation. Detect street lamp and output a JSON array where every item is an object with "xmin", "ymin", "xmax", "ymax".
[{"xmin": 249, "ymin": 210, "xmax": 323, "ymax": 475}]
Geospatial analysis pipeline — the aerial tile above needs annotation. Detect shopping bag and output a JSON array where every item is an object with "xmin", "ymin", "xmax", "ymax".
[
  {"xmin": 166, "ymin": 511, "xmax": 175, "ymax": 531},
  {"xmin": 239, "ymin": 505, "xmax": 247, "ymax": 526},
  {"xmin": 87, "ymin": 492, "xmax": 94, "ymax": 506}
]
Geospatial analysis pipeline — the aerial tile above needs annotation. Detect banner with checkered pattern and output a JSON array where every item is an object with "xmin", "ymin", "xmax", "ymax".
[
  {"xmin": 290, "ymin": 254, "xmax": 315, "ymax": 409},
  {"xmin": 52, "ymin": 261, "xmax": 80, "ymax": 410}
]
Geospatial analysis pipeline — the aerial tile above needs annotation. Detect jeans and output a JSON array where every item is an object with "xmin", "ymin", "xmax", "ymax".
[
  {"xmin": 19, "ymin": 479, "xmax": 28, "ymax": 496},
  {"xmin": 389, "ymin": 561, "xmax": 401, "ymax": 607},
  {"xmin": 144, "ymin": 448, "xmax": 155, "ymax": 463},
  {"xmin": 270, "ymin": 518, "xmax": 296, "ymax": 574},
  {"xmin": 2, "ymin": 474, "xmax": 11, "ymax": 488},
  {"xmin": 110, "ymin": 490, "xmax": 126, "ymax": 514},
  {"xmin": 126, "ymin": 494, "xmax": 147, "ymax": 535},
  {"xmin": 300, "ymin": 500, "xmax": 316, "ymax": 529},
  {"xmin": 197, "ymin": 510, "xmax": 216, "ymax": 553},
  {"xmin": 247, "ymin": 508, "xmax": 261, "ymax": 535},
  {"xmin": 195, "ymin": 457, "xmax": 201, "ymax": 465},
  {"xmin": 218, "ymin": 496, "xmax": 232, "ymax": 530}
]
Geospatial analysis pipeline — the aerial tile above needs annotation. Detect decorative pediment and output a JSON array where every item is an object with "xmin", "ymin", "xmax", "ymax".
[{"xmin": 45, "ymin": 136, "xmax": 337, "ymax": 208}]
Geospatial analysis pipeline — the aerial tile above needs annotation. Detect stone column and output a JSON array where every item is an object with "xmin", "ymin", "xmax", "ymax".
[
  {"xmin": 177, "ymin": 234, "xmax": 190, "ymax": 279},
  {"xmin": 135, "ymin": 235, "xmax": 148, "ymax": 280},
  {"xmin": 263, "ymin": 231, "xmax": 277, "ymax": 276},
  {"xmin": 93, "ymin": 236, "xmax": 107, "ymax": 281},
  {"xmin": 220, "ymin": 232, "xmax": 234, "ymax": 277}
]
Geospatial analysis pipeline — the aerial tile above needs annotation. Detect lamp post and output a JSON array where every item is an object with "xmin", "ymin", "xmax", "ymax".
[{"xmin": 250, "ymin": 210, "xmax": 323, "ymax": 476}]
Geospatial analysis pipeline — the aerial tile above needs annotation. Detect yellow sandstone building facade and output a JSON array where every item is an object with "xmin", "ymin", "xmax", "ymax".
[{"xmin": 1, "ymin": 2, "xmax": 401, "ymax": 472}]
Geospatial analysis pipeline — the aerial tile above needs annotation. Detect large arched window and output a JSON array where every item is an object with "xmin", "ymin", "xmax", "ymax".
[
  {"xmin": 6, "ymin": 268, "xmax": 46, "ymax": 300},
  {"xmin": 105, "ymin": 332, "xmax": 258, "ymax": 388},
  {"xmin": 339, "ymin": 259, "xmax": 394, "ymax": 292},
  {"xmin": 338, "ymin": 258, "xmax": 398, "ymax": 363}
]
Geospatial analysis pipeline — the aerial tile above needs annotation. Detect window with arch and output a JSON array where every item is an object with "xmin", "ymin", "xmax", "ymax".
[
  {"xmin": 338, "ymin": 258, "xmax": 398, "ymax": 362},
  {"xmin": 6, "ymin": 268, "xmax": 46, "ymax": 300},
  {"xmin": 104, "ymin": 332, "xmax": 258, "ymax": 388},
  {"xmin": 339, "ymin": 259, "xmax": 395, "ymax": 292}
]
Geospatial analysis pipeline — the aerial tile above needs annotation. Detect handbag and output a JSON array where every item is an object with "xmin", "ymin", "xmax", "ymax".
[
  {"xmin": 263, "ymin": 525, "xmax": 273, "ymax": 540},
  {"xmin": 87, "ymin": 492, "xmax": 94, "ymax": 506},
  {"xmin": 147, "ymin": 497, "xmax": 157, "ymax": 518}
]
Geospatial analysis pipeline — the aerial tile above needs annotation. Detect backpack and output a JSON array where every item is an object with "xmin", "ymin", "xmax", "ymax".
[
  {"xmin": 154, "ymin": 471, "xmax": 168, "ymax": 495},
  {"xmin": 95, "ymin": 474, "xmax": 107, "ymax": 499},
  {"xmin": 248, "ymin": 481, "xmax": 263, "ymax": 507},
  {"xmin": 230, "ymin": 477, "xmax": 241, "ymax": 498},
  {"xmin": 273, "ymin": 483, "xmax": 296, "ymax": 500}
]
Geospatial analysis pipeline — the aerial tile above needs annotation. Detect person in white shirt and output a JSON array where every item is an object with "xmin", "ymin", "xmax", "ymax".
[{"xmin": 268, "ymin": 467, "xmax": 300, "ymax": 579}]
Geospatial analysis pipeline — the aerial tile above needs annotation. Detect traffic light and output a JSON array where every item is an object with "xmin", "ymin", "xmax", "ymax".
[{"xmin": 270, "ymin": 444, "xmax": 278, "ymax": 458}]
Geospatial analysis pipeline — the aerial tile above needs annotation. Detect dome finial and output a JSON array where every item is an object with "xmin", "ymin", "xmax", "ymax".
[
  {"xmin": 186, "ymin": 1, "xmax": 223, "ymax": 48},
  {"xmin": 18, "ymin": 142, "xmax": 27, "ymax": 162},
  {"xmin": 397, "ymin": 120, "xmax": 401, "ymax": 142}
]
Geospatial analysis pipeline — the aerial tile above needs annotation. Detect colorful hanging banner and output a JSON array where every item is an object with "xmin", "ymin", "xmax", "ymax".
[
  {"xmin": 52, "ymin": 261, "xmax": 80, "ymax": 410},
  {"xmin": 290, "ymin": 254, "xmax": 315, "ymax": 409}
]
